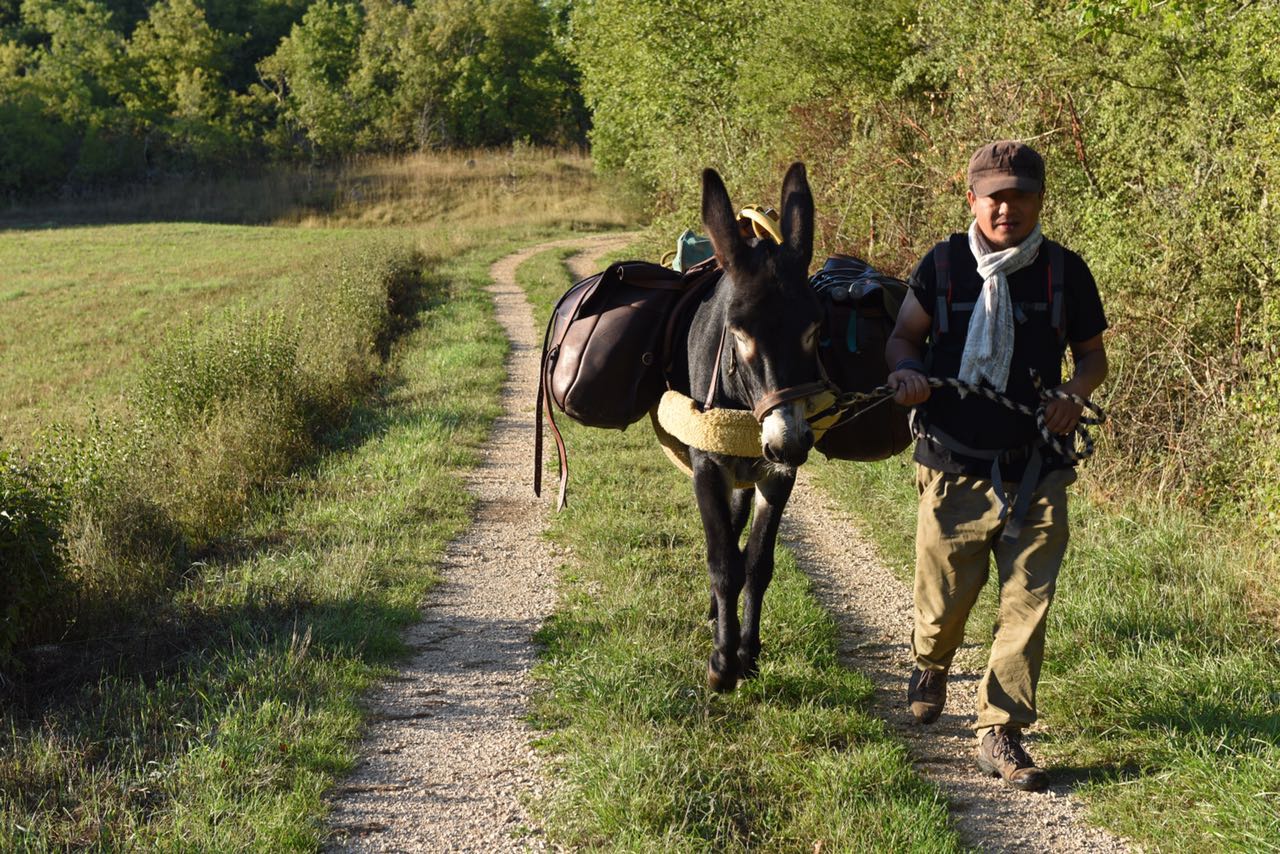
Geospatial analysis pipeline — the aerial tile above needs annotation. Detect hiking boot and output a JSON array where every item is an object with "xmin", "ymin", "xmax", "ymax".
[
  {"xmin": 976, "ymin": 727, "xmax": 1049, "ymax": 792},
  {"xmin": 907, "ymin": 667, "xmax": 947, "ymax": 724}
]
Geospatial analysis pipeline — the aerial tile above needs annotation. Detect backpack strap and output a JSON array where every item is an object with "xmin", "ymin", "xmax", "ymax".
[
  {"xmin": 933, "ymin": 235, "xmax": 1066, "ymax": 340},
  {"xmin": 1047, "ymin": 239, "xmax": 1066, "ymax": 338},
  {"xmin": 931, "ymin": 239, "xmax": 951, "ymax": 337}
]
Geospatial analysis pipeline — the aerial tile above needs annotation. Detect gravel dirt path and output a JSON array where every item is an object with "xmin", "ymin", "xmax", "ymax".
[
  {"xmin": 326, "ymin": 233, "xmax": 636, "ymax": 853},
  {"xmin": 327, "ymin": 232, "xmax": 1128, "ymax": 852},
  {"xmin": 781, "ymin": 469, "xmax": 1132, "ymax": 853}
]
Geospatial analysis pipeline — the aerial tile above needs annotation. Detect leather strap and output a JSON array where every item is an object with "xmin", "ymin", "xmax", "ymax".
[
  {"xmin": 751, "ymin": 381, "xmax": 833, "ymax": 422},
  {"xmin": 662, "ymin": 261, "xmax": 723, "ymax": 377},
  {"xmin": 704, "ymin": 326, "xmax": 728, "ymax": 411},
  {"xmin": 534, "ymin": 288, "xmax": 572, "ymax": 509}
]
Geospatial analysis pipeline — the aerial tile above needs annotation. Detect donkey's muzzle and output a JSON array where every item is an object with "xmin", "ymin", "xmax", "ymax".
[{"xmin": 761, "ymin": 404, "xmax": 814, "ymax": 466}]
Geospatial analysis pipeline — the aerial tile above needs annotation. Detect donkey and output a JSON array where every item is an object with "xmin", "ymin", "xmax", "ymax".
[{"xmin": 668, "ymin": 163, "xmax": 826, "ymax": 692}]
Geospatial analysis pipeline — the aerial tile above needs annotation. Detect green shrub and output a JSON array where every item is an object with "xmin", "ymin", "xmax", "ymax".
[
  {"xmin": 0, "ymin": 451, "xmax": 65, "ymax": 663},
  {"xmin": 138, "ymin": 310, "xmax": 301, "ymax": 425},
  {"xmin": 577, "ymin": 0, "xmax": 1280, "ymax": 529},
  {"xmin": 32, "ymin": 418, "xmax": 181, "ymax": 633},
  {"xmin": 2, "ymin": 242, "xmax": 425, "ymax": 655},
  {"xmin": 150, "ymin": 392, "xmax": 308, "ymax": 547}
]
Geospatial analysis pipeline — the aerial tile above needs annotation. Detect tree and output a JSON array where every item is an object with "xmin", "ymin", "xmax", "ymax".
[
  {"xmin": 124, "ymin": 0, "xmax": 241, "ymax": 166},
  {"xmin": 259, "ymin": 0, "xmax": 363, "ymax": 154}
]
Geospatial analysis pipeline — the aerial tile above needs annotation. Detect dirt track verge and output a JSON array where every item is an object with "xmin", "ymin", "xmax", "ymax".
[
  {"xmin": 325, "ymin": 234, "xmax": 635, "ymax": 852},
  {"xmin": 781, "ymin": 469, "xmax": 1131, "ymax": 853}
]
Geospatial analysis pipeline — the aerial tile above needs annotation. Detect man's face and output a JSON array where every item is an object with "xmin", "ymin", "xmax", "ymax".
[{"xmin": 967, "ymin": 188, "xmax": 1044, "ymax": 249}]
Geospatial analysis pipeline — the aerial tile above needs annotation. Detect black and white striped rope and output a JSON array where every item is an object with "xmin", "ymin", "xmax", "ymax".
[{"xmin": 813, "ymin": 371, "xmax": 1107, "ymax": 462}]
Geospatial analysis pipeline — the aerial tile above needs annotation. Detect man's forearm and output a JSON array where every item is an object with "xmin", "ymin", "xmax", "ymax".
[
  {"xmin": 1062, "ymin": 347, "xmax": 1108, "ymax": 397},
  {"xmin": 886, "ymin": 334, "xmax": 926, "ymax": 372}
]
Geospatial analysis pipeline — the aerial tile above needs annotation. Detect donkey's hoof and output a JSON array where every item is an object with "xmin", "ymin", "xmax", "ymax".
[
  {"xmin": 706, "ymin": 654, "xmax": 739, "ymax": 693},
  {"xmin": 737, "ymin": 648, "xmax": 760, "ymax": 680}
]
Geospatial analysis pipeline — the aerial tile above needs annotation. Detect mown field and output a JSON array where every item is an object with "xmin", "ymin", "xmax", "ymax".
[{"xmin": 0, "ymin": 224, "xmax": 391, "ymax": 445}]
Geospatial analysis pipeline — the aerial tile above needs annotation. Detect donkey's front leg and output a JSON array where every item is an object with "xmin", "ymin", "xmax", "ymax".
[
  {"xmin": 708, "ymin": 488, "xmax": 754, "ymax": 622},
  {"xmin": 691, "ymin": 453, "xmax": 744, "ymax": 693},
  {"xmin": 738, "ymin": 472, "xmax": 796, "ymax": 679}
]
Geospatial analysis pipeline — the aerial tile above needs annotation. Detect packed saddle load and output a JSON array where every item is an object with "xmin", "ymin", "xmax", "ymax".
[{"xmin": 535, "ymin": 209, "xmax": 912, "ymax": 508}]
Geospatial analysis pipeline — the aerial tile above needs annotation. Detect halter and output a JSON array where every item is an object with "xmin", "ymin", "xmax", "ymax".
[{"xmin": 703, "ymin": 324, "xmax": 834, "ymax": 423}]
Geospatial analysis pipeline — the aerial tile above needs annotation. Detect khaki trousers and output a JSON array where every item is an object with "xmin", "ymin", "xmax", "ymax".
[{"xmin": 911, "ymin": 463, "xmax": 1075, "ymax": 733}]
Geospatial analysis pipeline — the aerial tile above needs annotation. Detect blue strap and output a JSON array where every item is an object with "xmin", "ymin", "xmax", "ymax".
[{"xmin": 917, "ymin": 420, "xmax": 1045, "ymax": 545}]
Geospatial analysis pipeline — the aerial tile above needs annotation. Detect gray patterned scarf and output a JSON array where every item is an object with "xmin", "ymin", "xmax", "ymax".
[{"xmin": 958, "ymin": 220, "xmax": 1043, "ymax": 392}]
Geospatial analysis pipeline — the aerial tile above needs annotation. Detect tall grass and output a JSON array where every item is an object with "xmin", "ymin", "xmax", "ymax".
[{"xmin": 4, "ymin": 244, "xmax": 426, "ymax": 659}]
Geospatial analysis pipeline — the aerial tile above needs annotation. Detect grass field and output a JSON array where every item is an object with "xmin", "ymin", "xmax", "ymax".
[
  {"xmin": 0, "ymin": 148, "xmax": 627, "ymax": 447},
  {"xmin": 0, "ymin": 224, "xmax": 389, "ymax": 445}
]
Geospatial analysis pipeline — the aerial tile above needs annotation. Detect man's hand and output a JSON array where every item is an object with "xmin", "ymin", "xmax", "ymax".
[
  {"xmin": 889, "ymin": 369, "xmax": 931, "ymax": 406},
  {"xmin": 1045, "ymin": 335, "xmax": 1108, "ymax": 435},
  {"xmin": 1042, "ymin": 394, "xmax": 1083, "ymax": 435}
]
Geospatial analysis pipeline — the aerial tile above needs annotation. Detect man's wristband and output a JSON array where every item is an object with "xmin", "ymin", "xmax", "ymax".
[{"xmin": 893, "ymin": 358, "xmax": 926, "ymax": 374}]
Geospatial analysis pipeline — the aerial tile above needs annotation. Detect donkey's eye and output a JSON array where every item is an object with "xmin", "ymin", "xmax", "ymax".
[{"xmin": 731, "ymin": 329, "xmax": 756, "ymax": 361}]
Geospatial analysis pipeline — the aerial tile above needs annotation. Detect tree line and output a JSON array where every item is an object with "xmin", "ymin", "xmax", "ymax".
[{"xmin": 0, "ymin": 0, "xmax": 584, "ymax": 193}]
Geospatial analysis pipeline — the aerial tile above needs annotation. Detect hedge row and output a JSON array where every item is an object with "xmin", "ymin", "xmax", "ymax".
[{"xmin": 0, "ymin": 244, "xmax": 425, "ymax": 665}]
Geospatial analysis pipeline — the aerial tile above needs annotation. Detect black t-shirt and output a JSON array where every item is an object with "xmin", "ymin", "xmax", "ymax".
[{"xmin": 909, "ymin": 234, "xmax": 1108, "ymax": 479}]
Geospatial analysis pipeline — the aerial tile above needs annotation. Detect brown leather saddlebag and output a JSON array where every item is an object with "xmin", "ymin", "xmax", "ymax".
[
  {"xmin": 811, "ymin": 254, "xmax": 913, "ymax": 461},
  {"xmin": 535, "ymin": 259, "xmax": 721, "ymax": 507}
]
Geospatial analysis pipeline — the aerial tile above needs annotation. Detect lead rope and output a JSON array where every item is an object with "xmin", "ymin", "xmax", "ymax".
[{"xmin": 808, "ymin": 369, "xmax": 1106, "ymax": 462}]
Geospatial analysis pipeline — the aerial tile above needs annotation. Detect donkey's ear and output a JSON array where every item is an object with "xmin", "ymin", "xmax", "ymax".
[
  {"xmin": 780, "ymin": 162, "xmax": 814, "ymax": 268},
  {"xmin": 702, "ymin": 168, "xmax": 746, "ymax": 270}
]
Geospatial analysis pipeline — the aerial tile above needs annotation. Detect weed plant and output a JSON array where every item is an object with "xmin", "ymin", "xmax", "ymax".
[
  {"xmin": 0, "ymin": 452, "xmax": 67, "ymax": 659},
  {"xmin": 812, "ymin": 456, "xmax": 1280, "ymax": 851},
  {"xmin": 520, "ymin": 249, "xmax": 961, "ymax": 850}
]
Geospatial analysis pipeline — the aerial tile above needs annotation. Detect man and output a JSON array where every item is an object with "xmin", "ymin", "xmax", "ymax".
[{"xmin": 884, "ymin": 140, "xmax": 1108, "ymax": 791}]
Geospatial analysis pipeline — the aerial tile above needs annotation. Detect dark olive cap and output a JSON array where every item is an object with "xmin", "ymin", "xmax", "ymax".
[{"xmin": 967, "ymin": 140, "xmax": 1044, "ymax": 196}]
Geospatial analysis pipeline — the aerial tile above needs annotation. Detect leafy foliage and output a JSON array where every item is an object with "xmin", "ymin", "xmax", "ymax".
[
  {"xmin": 0, "ymin": 0, "xmax": 586, "ymax": 193},
  {"xmin": 575, "ymin": 0, "xmax": 1280, "ymax": 523}
]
